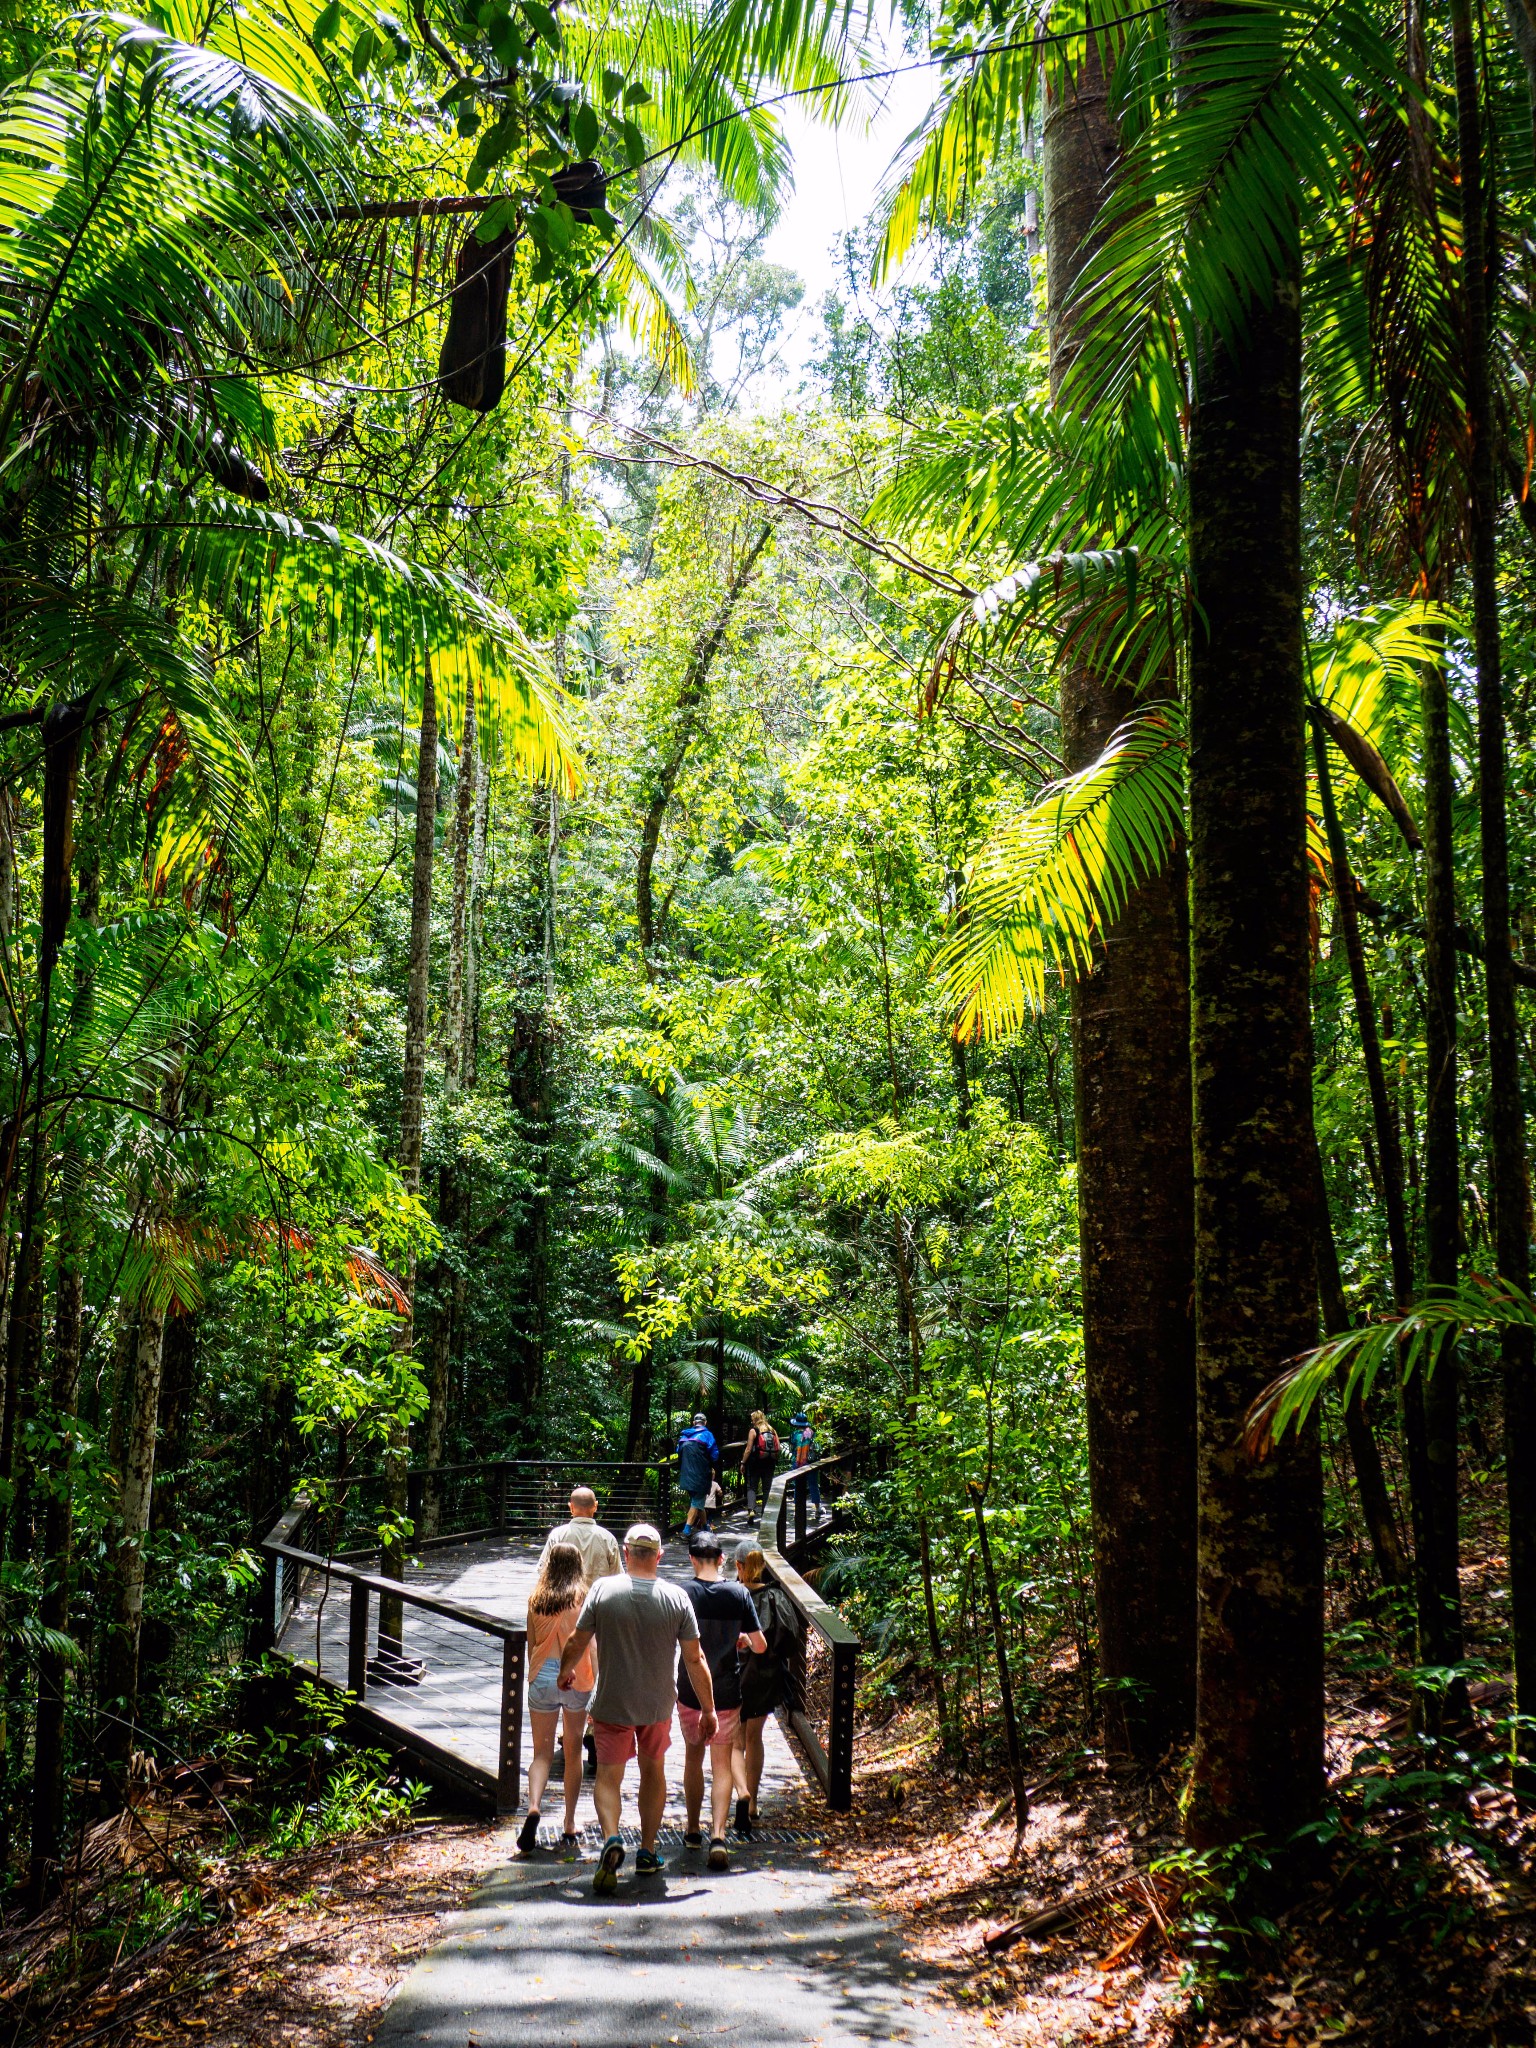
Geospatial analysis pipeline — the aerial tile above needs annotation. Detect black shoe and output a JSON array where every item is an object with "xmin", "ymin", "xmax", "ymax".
[
  {"xmin": 517, "ymin": 1810, "xmax": 541, "ymax": 1854},
  {"xmin": 708, "ymin": 1837, "xmax": 730, "ymax": 1870},
  {"xmin": 734, "ymin": 1797, "xmax": 752, "ymax": 1835},
  {"xmin": 683, "ymin": 1830, "xmax": 704, "ymax": 1849}
]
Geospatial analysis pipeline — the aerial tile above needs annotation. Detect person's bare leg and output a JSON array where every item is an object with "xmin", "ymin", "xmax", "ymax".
[
  {"xmin": 560, "ymin": 1710, "xmax": 586, "ymax": 1835},
  {"xmin": 745, "ymin": 1719, "xmax": 766, "ymax": 1812},
  {"xmin": 709, "ymin": 1744, "xmax": 734, "ymax": 1839},
  {"xmin": 527, "ymin": 1709, "xmax": 558, "ymax": 1816},
  {"xmin": 683, "ymin": 1741, "xmax": 706, "ymax": 1834},
  {"xmin": 731, "ymin": 1726, "xmax": 751, "ymax": 1801},
  {"xmin": 637, "ymin": 1753, "xmax": 667, "ymax": 1851},
  {"xmin": 594, "ymin": 1759, "xmax": 626, "ymax": 1841}
]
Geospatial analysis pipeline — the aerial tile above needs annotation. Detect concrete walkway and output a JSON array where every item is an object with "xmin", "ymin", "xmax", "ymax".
[{"xmin": 374, "ymin": 1835, "xmax": 969, "ymax": 2048}]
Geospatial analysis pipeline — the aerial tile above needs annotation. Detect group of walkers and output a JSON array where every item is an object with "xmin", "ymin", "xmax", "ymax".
[
  {"xmin": 675, "ymin": 1407, "xmax": 822, "ymax": 1530},
  {"xmin": 518, "ymin": 1483, "xmax": 798, "ymax": 1892}
]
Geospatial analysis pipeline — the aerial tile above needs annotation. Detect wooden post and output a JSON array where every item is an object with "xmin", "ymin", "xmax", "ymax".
[
  {"xmin": 348, "ymin": 1580, "xmax": 369, "ymax": 1699},
  {"xmin": 795, "ymin": 1470, "xmax": 807, "ymax": 1555},
  {"xmin": 829, "ymin": 1637, "xmax": 857, "ymax": 1812},
  {"xmin": 496, "ymin": 1462, "xmax": 508, "ymax": 1537},
  {"xmin": 498, "ymin": 1631, "xmax": 525, "ymax": 1814}
]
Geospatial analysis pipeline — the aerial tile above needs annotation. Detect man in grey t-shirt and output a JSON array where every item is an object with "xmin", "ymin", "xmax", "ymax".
[{"xmin": 559, "ymin": 1523, "xmax": 717, "ymax": 1892}]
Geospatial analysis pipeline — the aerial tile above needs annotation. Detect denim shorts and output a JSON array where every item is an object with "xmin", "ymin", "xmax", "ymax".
[{"xmin": 527, "ymin": 1653, "xmax": 591, "ymax": 1714}]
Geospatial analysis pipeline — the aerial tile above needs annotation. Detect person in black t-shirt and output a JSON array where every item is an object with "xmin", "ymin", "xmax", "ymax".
[{"xmin": 677, "ymin": 1532, "xmax": 766, "ymax": 1868}]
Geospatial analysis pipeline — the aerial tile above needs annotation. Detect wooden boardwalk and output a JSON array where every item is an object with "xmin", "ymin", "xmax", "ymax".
[{"xmin": 277, "ymin": 1520, "xmax": 814, "ymax": 1834}]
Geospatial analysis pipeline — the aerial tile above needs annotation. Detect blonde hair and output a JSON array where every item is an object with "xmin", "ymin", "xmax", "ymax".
[
  {"xmin": 735, "ymin": 1546, "xmax": 767, "ymax": 1589},
  {"xmin": 750, "ymin": 1410, "xmax": 768, "ymax": 1430},
  {"xmin": 530, "ymin": 1541, "xmax": 586, "ymax": 1618}
]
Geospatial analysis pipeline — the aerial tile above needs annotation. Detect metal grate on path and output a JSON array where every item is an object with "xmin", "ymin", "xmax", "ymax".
[{"xmin": 520, "ymin": 1821, "xmax": 823, "ymax": 1854}]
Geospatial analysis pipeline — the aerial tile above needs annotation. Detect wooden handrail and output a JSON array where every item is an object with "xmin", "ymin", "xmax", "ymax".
[
  {"xmin": 756, "ymin": 1459, "xmax": 857, "ymax": 1811},
  {"xmin": 263, "ymin": 1539, "xmax": 523, "ymax": 1640}
]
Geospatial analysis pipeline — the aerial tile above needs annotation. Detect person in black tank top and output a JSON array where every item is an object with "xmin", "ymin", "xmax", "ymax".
[{"xmin": 677, "ymin": 1533, "xmax": 766, "ymax": 1867}]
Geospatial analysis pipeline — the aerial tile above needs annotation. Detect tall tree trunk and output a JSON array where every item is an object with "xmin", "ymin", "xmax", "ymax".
[
  {"xmin": 384, "ymin": 674, "xmax": 438, "ymax": 1648},
  {"xmin": 422, "ymin": 705, "xmax": 477, "ymax": 1533},
  {"xmin": 1042, "ymin": 38, "xmax": 1197, "ymax": 1765},
  {"xmin": 509, "ymin": 788, "xmax": 558, "ymax": 1423},
  {"xmin": 1311, "ymin": 1133, "xmax": 1413, "ymax": 1592},
  {"xmin": 1179, "ymin": 89, "xmax": 1324, "ymax": 1841},
  {"xmin": 1310, "ymin": 720, "xmax": 1458, "ymax": 1676},
  {"xmin": 100, "ymin": 1300, "xmax": 167, "ymax": 1776},
  {"xmin": 1449, "ymin": 0, "xmax": 1536, "ymax": 1744},
  {"xmin": 1417, "ymin": 641, "xmax": 1465, "ymax": 1697},
  {"xmin": 30, "ymin": 757, "xmax": 104, "ymax": 1901}
]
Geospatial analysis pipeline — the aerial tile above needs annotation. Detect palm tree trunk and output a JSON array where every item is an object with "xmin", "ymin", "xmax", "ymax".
[
  {"xmin": 28, "ymin": 742, "xmax": 103, "ymax": 1902},
  {"xmin": 1310, "ymin": 719, "xmax": 1457, "ymax": 1668},
  {"xmin": 422, "ymin": 706, "xmax": 477, "ymax": 1534},
  {"xmin": 1449, "ymin": 0, "xmax": 1536, "ymax": 1741},
  {"xmin": 1042, "ymin": 38, "xmax": 1197, "ymax": 1764},
  {"xmin": 1310, "ymin": 1131, "xmax": 1413, "ymax": 1592},
  {"xmin": 1417, "ymin": 643, "xmax": 1466, "ymax": 1693},
  {"xmin": 384, "ymin": 674, "xmax": 438, "ymax": 1646},
  {"xmin": 1449, "ymin": 0, "xmax": 1534, "ymax": 1737},
  {"xmin": 1179, "ymin": 124, "xmax": 1324, "ymax": 1841}
]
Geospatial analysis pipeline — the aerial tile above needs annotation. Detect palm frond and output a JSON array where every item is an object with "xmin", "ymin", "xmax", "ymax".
[
  {"xmin": 935, "ymin": 707, "xmax": 1186, "ymax": 1040},
  {"xmin": 147, "ymin": 488, "xmax": 579, "ymax": 785},
  {"xmin": 1245, "ymin": 1274, "xmax": 1534, "ymax": 1456}
]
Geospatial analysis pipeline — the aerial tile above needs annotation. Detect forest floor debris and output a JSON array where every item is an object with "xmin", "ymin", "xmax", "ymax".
[
  {"xmin": 0, "ymin": 1811, "xmax": 505, "ymax": 2048},
  {"xmin": 826, "ymin": 1665, "xmax": 1536, "ymax": 2048}
]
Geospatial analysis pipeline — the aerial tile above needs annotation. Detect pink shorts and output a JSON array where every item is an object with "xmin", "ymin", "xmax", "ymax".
[
  {"xmin": 678, "ymin": 1704, "xmax": 740, "ymax": 1749},
  {"xmin": 591, "ymin": 1718, "xmax": 672, "ymax": 1766}
]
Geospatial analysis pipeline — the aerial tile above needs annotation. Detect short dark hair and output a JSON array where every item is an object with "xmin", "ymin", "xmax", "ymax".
[{"xmin": 688, "ymin": 1532, "xmax": 724, "ymax": 1560}]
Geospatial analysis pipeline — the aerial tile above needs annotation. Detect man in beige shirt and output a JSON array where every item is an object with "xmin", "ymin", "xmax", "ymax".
[{"xmin": 538, "ymin": 1486, "xmax": 622, "ymax": 1582}]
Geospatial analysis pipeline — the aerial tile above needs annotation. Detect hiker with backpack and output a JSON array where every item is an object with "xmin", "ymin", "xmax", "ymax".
[
  {"xmin": 675, "ymin": 1413, "xmax": 720, "ymax": 1533},
  {"xmin": 739, "ymin": 1410, "xmax": 780, "ymax": 1520},
  {"xmin": 790, "ymin": 1411, "xmax": 822, "ymax": 1516},
  {"xmin": 730, "ymin": 1544, "xmax": 801, "ymax": 1834}
]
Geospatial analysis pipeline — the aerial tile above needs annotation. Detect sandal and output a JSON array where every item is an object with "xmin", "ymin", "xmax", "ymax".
[
  {"xmin": 516, "ymin": 1810, "xmax": 541, "ymax": 1854},
  {"xmin": 560, "ymin": 1832, "xmax": 579, "ymax": 1852}
]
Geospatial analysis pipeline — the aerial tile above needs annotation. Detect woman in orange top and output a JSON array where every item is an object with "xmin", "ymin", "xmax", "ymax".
[{"xmin": 519, "ymin": 1542, "xmax": 594, "ymax": 1852}]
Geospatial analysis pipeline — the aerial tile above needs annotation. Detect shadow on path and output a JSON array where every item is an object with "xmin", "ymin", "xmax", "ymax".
[{"xmin": 375, "ymin": 1843, "xmax": 970, "ymax": 2047}]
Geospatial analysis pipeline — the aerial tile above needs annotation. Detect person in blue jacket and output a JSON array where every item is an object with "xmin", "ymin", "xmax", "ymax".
[{"xmin": 676, "ymin": 1414, "xmax": 720, "ymax": 1532}]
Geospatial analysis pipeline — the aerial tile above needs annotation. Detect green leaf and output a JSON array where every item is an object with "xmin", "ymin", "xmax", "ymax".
[
  {"xmin": 572, "ymin": 98, "xmax": 599, "ymax": 155},
  {"xmin": 312, "ymin": 0, "xmax": 341, "ymax": 44},
  {"xmin": 521, "ymin": 0, "xmax": 561, "ymax": 50},
  {"xmin": 621, "ymin": 117, "xmax": 645, "ymax": 165},
  {"xmin": 601, "ymin": 66, "xmax": 625, "ymax": 99},
  {"xmin": 350, "ymin": 25, "xmax": 377, "ymax": 75},
  {"xmin": 622, "ymin": 80, "xmax": 651, "ymax": 105}
]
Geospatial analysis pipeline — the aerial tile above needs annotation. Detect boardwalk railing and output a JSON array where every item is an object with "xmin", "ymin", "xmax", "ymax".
[
  {"xmin": 319, "ymin": 1458, "xmax": 666, "ymax": 1560},
  {"xmin": 260, "ymin": 1494, "xmax": 527, "ymax": 1813},
  {"xmin": 758, "ymin": 1456, "xmax": 857, "ymax": 1811},
  {"xmin": 258, "ymin": 1449, "xmax": 861, "ymax": 1815}
]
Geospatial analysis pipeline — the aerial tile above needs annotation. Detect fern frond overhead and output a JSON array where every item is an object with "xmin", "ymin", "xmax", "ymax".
[
  {"xmin": 870, "ymin": 396, "xmax": 1185, "ymax": 569},
  {"xmin": 1064, "ymin": 0, "xmax": 1403, "ymax": 420},
  {"xmin": 608, "ymin": 240, "xmax": 699, "ymax": 397},
  {"xmin": 935, "ymin": 708, "xmax": 1186, "ymax": 1041},
  {"xmin": 145, "ymin": 488, "xmax": 579, "ymax": 788}
]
